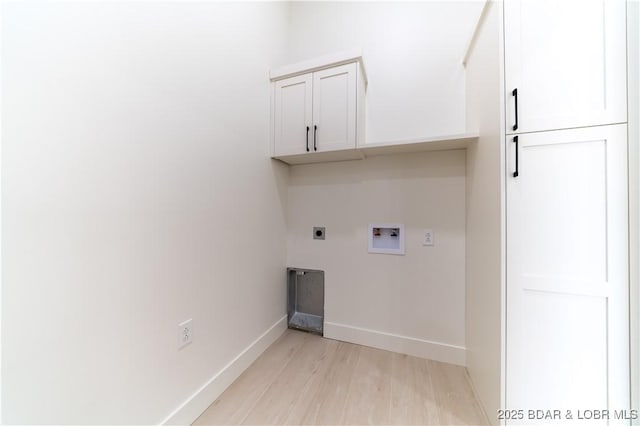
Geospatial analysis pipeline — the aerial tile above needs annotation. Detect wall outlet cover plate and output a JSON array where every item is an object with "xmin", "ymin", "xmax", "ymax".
[
  {"xmin": 178, "ymin": 319, "xmax": 193, "ymax": 349},
  {"xmin": 423, "ymin": 229, "xmax": 434, "ymax": 246}
]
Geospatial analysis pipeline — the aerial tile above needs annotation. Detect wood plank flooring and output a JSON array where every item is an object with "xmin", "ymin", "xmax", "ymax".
[{"xmin": 193, "ymin": 330, "xmax": 487, "ymax": 425}]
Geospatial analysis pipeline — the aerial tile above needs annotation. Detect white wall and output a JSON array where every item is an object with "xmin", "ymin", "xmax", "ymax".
[
  {"xmin": 286, "ymin": 1, "xmax": 484, "ymax": 143},
  {"xmin": 464, "ymin": 1, "xmax": 504, "ymax": 423},
  {"xmin": 2, "ymin": 2, "xmax": 290, "ymax": 423},
  {"xmin": 287, "ymin": 151, "xmax": 467, "ymax": 364}
]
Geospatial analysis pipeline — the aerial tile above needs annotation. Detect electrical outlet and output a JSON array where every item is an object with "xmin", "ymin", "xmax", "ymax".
[
  {"xmin": 423, "ymin": 229, "xmax": 434, "ymax": 246},
  {"xmin": 178, "ymin": 319, "xmax": 193, "ymax": 349}
]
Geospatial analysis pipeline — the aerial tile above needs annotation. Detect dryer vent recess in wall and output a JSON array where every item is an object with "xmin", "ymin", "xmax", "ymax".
[
  {"xmin": 287, "ymin": 268, "xmax": 324, "ymax": 335},
  {"xmin": 368, "ymin": 223, "xmax": 405, "ymax": 255}
]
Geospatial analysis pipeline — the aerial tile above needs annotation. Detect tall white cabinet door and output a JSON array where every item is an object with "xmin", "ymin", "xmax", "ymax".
[
  {"xmin": 274, "ymin": 73, "xmax": 313, "ymax": 156},
  {"xmin": 504, "ymin": 0, "xmax": 627, "ymax": 134},
  {"xmin": 312, "ymin": 63, "xmax": 357, "ymax": 152},
  {"xmin": 505, "ymin": 125, "xmax": 629, "ymax": 424}
]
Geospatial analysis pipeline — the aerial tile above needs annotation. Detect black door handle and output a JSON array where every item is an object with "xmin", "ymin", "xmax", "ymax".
[
  {"xmin": 306, "ymin": 126, "xmax": 310, "ymax": 152},
  {"xmin": 513, "ymin": 136, "xmax": 519, "ymax": 178},
  {"xmin": 313, "ymin": 125, "xmax": 317, "ymax": 151},
  {"xmin": 512, "ymin": 88, "xmax": 519, "ymax": 131}
]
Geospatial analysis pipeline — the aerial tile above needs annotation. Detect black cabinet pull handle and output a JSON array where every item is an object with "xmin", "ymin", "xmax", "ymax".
[
  {"xmin": 313, "ymin": 125, "xmax": 317, "ymax": 151},
  {"xmin": 306, "ymin": 126, "xmax": 310, "ymax": 152},
  {"xmin": 513, "ymin": 136, "xmax": 519, "ymax": 178},
  {"xmin": 512, "ymin": 88, "xmax": 519, "ymax": 131}
]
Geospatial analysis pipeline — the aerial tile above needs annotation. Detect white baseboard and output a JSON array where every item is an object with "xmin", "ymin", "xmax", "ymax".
[
  {"xmin": 160, "ymin": 315, "xmax": 287, "ymax": 425},
  {"xmin": 324, "ymin": 321, "xmax": 466, "ymax": 366},
  {"xmin": 464, "ymin": 367, "xmax": 493, "ymax": 425}
]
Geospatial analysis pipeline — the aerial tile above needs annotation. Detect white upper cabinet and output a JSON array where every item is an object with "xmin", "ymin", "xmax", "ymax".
[
  {"xmin": 271, "ymin": 55, "xmax": 365, "ymax": 158},
  {"xmin": 504, "ymin": 0, "xmax": 627, "ymax": 134},
  {"xmin": 274, "ymin": 74, "xmax": 313, "ymax": 156},
  {"xmin": 312, "ymin": 63, "xmax": 357, "ymax": 153}
]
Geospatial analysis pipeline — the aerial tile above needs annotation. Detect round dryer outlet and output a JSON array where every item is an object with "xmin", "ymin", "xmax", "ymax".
[{"xmin": 313, "ymin": 227, "xmax": 325, "ymax": 240}]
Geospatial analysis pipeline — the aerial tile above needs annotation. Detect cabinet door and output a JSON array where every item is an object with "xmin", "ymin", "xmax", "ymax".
[
  {"xmin": 505, "ymin": 125, "xmax": 629, "ymax": 423},
  {"xmin": 274, "ymin": 73, "xmax": 313, "ymax": 156},
  {"xmin": 312, "ymin": 63, "xmax": 357, "ymax": 152},
  {"xmin": 504, "ymin": 0, "xmax": 626, "ymax": 134}
]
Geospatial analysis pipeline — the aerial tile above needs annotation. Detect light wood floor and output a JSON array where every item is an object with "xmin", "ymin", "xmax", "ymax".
[{"xmin": 194, "ymin": 330, "xmax": 488, "ymax": 425}]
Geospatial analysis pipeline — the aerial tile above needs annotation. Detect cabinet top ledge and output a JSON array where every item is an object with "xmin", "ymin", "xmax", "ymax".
[{"xmin": 270, "ymin": 49, "xmax": 368, "ymax": 83}]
